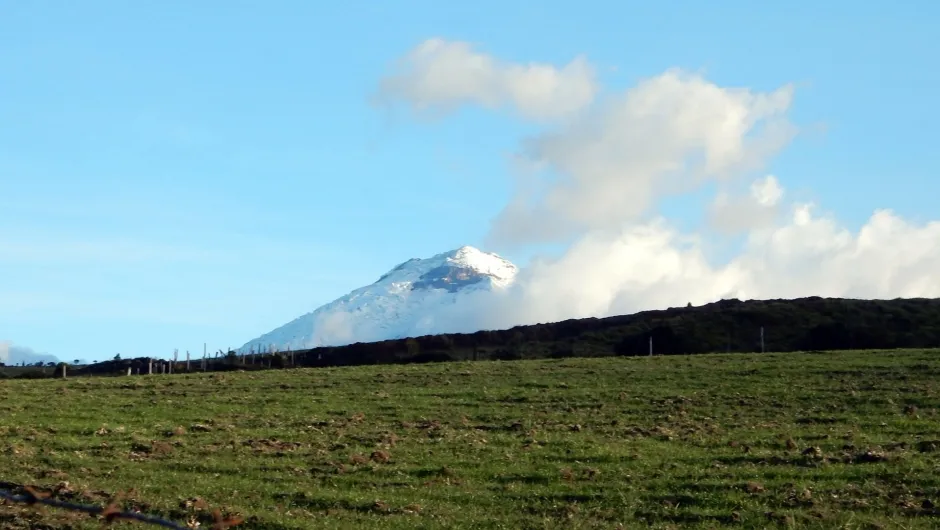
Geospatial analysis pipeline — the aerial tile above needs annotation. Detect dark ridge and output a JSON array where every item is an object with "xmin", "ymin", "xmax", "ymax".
[{"xmin": 4, "ymin": 296, "xmax": 939, "ymax": 378}]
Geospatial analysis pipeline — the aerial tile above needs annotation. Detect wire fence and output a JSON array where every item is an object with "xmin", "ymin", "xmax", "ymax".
[{"xmin": 0, "ymin": 482, "xmax": 243, "ymax": 529}]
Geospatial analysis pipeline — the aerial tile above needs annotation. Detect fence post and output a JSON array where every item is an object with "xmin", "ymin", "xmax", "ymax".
[{"xmin": 148, "ymin": 359, "xmax": 153, "ymax": 375}]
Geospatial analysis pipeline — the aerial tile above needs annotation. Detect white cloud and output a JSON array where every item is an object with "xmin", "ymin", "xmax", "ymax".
[
  {"xmin": 371, "ymin": 40, "xmax": 940, "ymax": 337},
  {"xmin": 513, "ymin": 201, "xmax": 940, "ymax": 323},
  {"xmin": 708, "ymin": 175, "xmax": 784, "ymax": 233},
  {"xmin": 487, "ymin": 69, "xmax": 796, "ymax": 245},
  {"xmin": 751, "ymin": 175, "xmax": 784, "ymax": 207},
  {"xmin": 310, "ymin": 311, "xmax": 357, "ymax": 347},
  {"xmin": 375, "ymin": 38, "xmax": 597, "ymax": 121},
  {"xmin": 409, "ymin": 197, "xmax": 940, "ymax": 337}
]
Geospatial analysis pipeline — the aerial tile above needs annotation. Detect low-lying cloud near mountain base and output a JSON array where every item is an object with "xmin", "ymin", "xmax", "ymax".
[
  {"xmin": 437, "ymin": 206, "xmax": 940, "ymax": 335},
  {"xmin": 370, "ymin": 39, "xmax": 940, "ymax": 334},
  {"xmin": 0, "ymin": 340, "xmax": 59, "ymax": 366}
]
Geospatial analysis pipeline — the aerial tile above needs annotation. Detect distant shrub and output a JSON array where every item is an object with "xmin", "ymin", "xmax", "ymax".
[
  {"xmin": 225, "ymin": 351, "xmax": 240, "ymax": 366},
  {"xmin": 270, "ymin": 353, "xmax": 287, "ymax": 369},
  {"xmin": 53, "ymin": 362, "xmax": 68, "ymax": 378},
  {"xmin": 15, "ymin": 370, "xmax": 47, "ymax": 380}
]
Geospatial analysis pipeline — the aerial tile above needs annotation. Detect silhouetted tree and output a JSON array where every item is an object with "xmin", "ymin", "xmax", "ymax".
[{"xmin": 54, "ymin": 362, "xmax": 68, "ymax": 377}]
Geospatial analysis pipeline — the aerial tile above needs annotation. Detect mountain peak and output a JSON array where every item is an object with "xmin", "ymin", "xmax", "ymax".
[
  {"xmin": 411, "ymin": 246, "xmax": 516, "ymax": 292},
  {"xmin": 377, "ymin": 245, "xmax": 516, "ymax": 286},
  {"xmin": 435, "ymin": 245, "xmax": 516, "ymax": 280},
  {"xmin": 443, "ymin": 245, "xmax": 498, "ymax": 263}
]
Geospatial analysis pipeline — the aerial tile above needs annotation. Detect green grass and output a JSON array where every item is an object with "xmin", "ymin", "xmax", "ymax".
[{"xmin": 2, "ymin": 349, "xmax": 940, "ymax": 529}]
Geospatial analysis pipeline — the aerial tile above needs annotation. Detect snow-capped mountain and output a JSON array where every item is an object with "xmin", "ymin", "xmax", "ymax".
[{"xmin": 238, "ymin": 246, "xmax": 517, "ymax": 353}]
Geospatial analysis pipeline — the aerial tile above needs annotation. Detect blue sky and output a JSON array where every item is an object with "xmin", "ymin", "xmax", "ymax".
[{"xmin": 2, "ymin": 1, "xmax": 937, "ymax": 362}]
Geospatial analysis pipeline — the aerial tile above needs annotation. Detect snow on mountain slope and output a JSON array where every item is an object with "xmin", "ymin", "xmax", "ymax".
[{"xmin": 238, "ymin": 246, "xmax": 517, "ymax": 353}]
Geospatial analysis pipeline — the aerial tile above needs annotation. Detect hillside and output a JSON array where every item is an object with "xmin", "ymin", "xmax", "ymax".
[
  {"xmin": 10, "ymin": 296, "xmax": 939, "ymax": 379},
  {"xmin": 2, "ymin": 350, "xmax": 940, "ymax": 528}
]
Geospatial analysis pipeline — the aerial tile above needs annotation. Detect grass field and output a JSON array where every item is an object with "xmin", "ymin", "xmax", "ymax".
[{"xmin": 2, "ymin": 349, "xmax": 940, "ymax": 529}]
